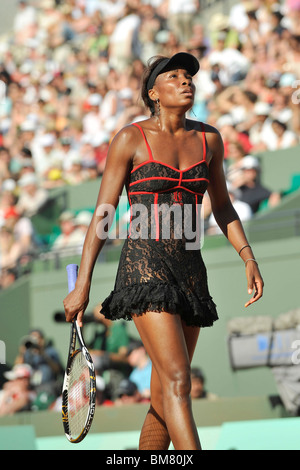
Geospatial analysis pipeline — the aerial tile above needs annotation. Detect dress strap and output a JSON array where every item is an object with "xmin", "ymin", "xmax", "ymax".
[
  {"xmin": 132, "ymin": 123, "xmax": 154, "ymax": 161},
  {"xmin": 200, "ymin": 122, "xmax": 207, "ymax": 162}
]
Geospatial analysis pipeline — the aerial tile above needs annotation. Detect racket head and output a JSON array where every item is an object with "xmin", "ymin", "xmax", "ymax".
[{"xmin": 62, "ymin": 347, "xmax": 96, "ymax": 444}]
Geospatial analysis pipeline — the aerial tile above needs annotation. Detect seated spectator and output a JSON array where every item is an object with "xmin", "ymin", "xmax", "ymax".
[
  {"xmin": 32, "ymin": 134, "xmax": 65, "ymax": 188},
  {"xmin": 73, "ymin": 211, "xmax": 93, "ymax": 253},
  {"xmin": 248, "ymin": 101, "xmax": 275, "ymax": 153},
  {"xmin": 225, "ymin": 141, "xmax": 248, "ymax": 184},
  {"xmin": 0, "ymin": 267, "xmax": 18, "ymax": 289},
  {"xmin": 0, "ymin": 364, "xmax": 35, "ymax": 416},
  {"xmin": 57, "ymin": 136, "xmax": 82, "ymax": 173},
  {"xmin": 268, "ymin": 120, "xmax": 299, "ymax": 151},
  {"xmin": 52, "ymin": 211, "xmax": 84, "ymax": 254},
  {"xmin": 127, "ymin": 340, "xmax": 152, "ymax": 399},
  {"xmin": 90, "ymin": 305, "xmax": 130, "ymax": 376},
  {"xmin": 190, "ymin": 367, "xmax": 218, "ymax": 400},
  {"xmin": 15, "ymin": 329, "xmax": 63, "ymax": 389},
  {"xmin": 207, "ymin": 182, "xmax": 252, "ymax": 235},
  {"xmin": 0, "ymin": 181, "xmax": 17, "ymax": 227},
  {"xmin": 233, "ymin": 155, "xmax": 281, "ymax": 213},
  {"xmin": 114, "ymin": 378, "xmax": 150, "ymax": 406},
  {"xmin": 3, "ymin": 206, "xmax": 34, "ymax": 258},
  {"xmin": 0, "ymin": 146, "xmax": 13, "ymax": 182},
  {"xmin": 64, "ymin": 158, "xmax": 87, "ymax": 186},
  {"xmin": 217, "ymin": 115, "xmax": 253, "ymax": 160},
  {"xmin": 16, "ymin": 173, "xmax": 49, "ymax": 218},
  {"xmin": 92, "ymin": 132, "xmax": 110, "ymax": 175},
  {"xmin": 0, "ymin": 226, "xmax": 22, "ymax": 272}
]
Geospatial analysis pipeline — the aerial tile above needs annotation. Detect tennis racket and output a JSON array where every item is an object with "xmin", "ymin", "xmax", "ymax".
[{"xmin": 62, "ymin": 264, "xmax": 96, "ymax": 444}]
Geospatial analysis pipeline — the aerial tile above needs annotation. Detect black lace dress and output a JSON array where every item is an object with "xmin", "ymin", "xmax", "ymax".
[{"xmin": 100, "ymin": 123, "xmax": 218, "ymax": 328}]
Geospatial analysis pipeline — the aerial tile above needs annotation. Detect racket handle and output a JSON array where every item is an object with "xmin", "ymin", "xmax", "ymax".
[{"xmin": 66, "ymin": 264, "xmax": 78, "ymax": 293}]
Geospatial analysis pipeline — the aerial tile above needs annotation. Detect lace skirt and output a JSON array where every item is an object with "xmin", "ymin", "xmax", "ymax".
[{"xmin": 100, "ymin": 238, "xmax": 218, "ymax": 328}]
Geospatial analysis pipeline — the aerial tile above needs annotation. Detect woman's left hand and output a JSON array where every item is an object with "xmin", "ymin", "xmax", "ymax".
[{"xmin": 245, "ymin": 261, "xmax": 264, "ymax": 308}]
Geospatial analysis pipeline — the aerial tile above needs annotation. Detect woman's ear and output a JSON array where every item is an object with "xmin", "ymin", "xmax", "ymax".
[{"xmin": 148, "ymin": 88, "xmax": 158, "ymax": 104}]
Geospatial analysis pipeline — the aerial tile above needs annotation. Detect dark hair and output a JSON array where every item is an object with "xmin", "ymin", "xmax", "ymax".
[
  {"xmin": 191, "ymin": 367, "xmax": 205, "ymax": 383},
  {"xmin": 272, "ymin": 119, "xmax": 287, "ymax": 131},
  {"xmin": 141, "ymin": 56, "xmax": 169, "ymax": 116}
]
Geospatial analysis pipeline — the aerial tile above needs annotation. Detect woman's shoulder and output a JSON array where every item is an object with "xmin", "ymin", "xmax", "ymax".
[
  {"xmin": 187, "ymin": 119, "xmax": 223, "ymax": 146},
  {"xmin": 112, "ymin": 119, "xmax": 153, "ymax": 141},
  {"xmin": 187, "ymin": 119, "xmax": 220, "ymax": 136}
]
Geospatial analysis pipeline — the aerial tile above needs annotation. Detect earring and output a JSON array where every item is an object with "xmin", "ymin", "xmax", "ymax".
[{"xmin": 156, "ymin": 99, "xmax": 160, "ymax": 117}]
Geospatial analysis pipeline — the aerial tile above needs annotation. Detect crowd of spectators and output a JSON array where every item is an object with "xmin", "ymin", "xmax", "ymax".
[
  {"xmin": 0, "ymin": 312, "xmax": 217, "ymax": 414},
  {"xmin": 0, "ymin": 0, "xmax": 299, "ymax": 286}
]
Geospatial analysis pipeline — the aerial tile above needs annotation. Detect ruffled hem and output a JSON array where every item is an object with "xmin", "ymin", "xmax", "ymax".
[{"xmin": 100, "ymin": 282, "xmax": 218, "ymax": 328}]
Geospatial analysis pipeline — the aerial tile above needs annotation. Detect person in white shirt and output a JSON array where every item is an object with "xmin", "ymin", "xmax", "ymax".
[
  {"xmin": 269, "ymin": 119, "xmax": 299, "ymax": 151},
  {"xmin": 208, "ymin": 183, "xmax": 252, "ymax": 235},
  {"xmin": 82, "ymin": 94, "xmax": 103, "ymax": 137},
  {"xmin": 52, "ymin": 211, "xmax": 85, "ymax": 255},
  {"xmin": 167, "ymin": 0, "xmax": 199, "ymax": 44},
  {"xmin": 16, "ymin": 173, "xmax": 49, "ymax": 218},
  {"xmin": 109, "ymin": 3, "xmax": 141, "ymax": 71},
  {"xmin": 13, "ymin": 0, "xmax": 37, "ymax": 45}
]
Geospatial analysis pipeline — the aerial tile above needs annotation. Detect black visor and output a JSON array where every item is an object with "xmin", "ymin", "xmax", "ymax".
[{"xmin": 146, "ymin": 52, "xmax": 200, "ymax": 92}]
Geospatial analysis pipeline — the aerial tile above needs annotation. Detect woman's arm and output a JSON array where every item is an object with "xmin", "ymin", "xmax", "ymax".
[
  {"xmin": 64, "ymin": 126, "xmax": 137, "ymax": 326},
  {"xmin": 206, "ymin": 128, "xmax": 264, "ymax": 308}
]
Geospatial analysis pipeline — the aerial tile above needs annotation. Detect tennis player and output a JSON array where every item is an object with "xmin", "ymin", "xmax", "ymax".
[{"xmin": 64, "ymin": 52, "xmax": 264, "ymax": 450}]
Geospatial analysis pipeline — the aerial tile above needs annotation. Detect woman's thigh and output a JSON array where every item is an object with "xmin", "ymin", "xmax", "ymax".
[{"xmin": 132, "ymin": 312, "xmax": 200, "ymax": 392}]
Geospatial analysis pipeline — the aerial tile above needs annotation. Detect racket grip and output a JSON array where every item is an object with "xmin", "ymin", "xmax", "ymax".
[{"xmin": 66, "ymin": 264, "xmax": 78, "ymax": 293}]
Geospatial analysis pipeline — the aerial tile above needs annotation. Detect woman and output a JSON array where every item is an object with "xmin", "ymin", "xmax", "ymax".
[{"xmin": 64, "ymin": 53, "xmax": 264, "ymax": 450}]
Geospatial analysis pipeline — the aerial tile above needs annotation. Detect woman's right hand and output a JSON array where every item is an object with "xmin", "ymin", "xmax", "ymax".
[{"xmin": 63, "ymin": 285, "xmax": 90, "ymax": 327}]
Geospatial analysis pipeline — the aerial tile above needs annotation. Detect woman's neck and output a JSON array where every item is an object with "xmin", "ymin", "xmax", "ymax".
[{"xmin": 156, "ymin": 110, "xmax": 187, "ymax": 134}]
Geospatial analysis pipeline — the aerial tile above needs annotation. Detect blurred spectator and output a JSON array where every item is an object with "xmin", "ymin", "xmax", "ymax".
[
  {"xmin": 52, "ymin": 210, "xmax": 84, "ymax": 253},
  {"xmin": 207, "ymin": 182, "xmax": 252, "ymax": 235},
  {"xmin": 127, "ymin": 339, "xmax": 152, "ymax": 399},
  {"xmin": 233, "ymin": 155, "xmax": 281, "ymax": 213},
  {"xmin": 0, "ymin": 364, "xmax": 35, "ymax": 416},
  {"xmin": 0, "ymin": 226, "xmax": 22, "ymax": 272},
  {"xmin": 167, "ymin": 0, "xmax": 199, "ymax": 45},
  {"xmin": 13, "ymin": 1, "xmax": 37, "ymax": 46},
  {"xmin": 108, "ymin": 1, "xmax": 142, "ymax": 72},
  {"xmin": 15, "ymin": 329, "xmax": 63, "ymax": 389},
  {"xmin": 64, "ymin": 158, "xmax": 87, "ymax": 185},
  {"xmin": 217, "ymin": 116, "xmax": 252, "ymax": 160},
  {"xmin": 90, "ymin": 306, "xmax": 130, "ymax": 376},
  {"xmin": 0, "ymin": 146, "xmax": 13, "ymax": 183},
  {"xmin": 0, "ymin": 181, "xmax": 17, "ymax": 227},
  {"xmin": 114, "ymin": 378, "xmax": 149, "ymax": 406},
  {"xmin": 225, "ymin": 143, "xmax": 248, "ymax": 186},
  {"xmin": 190, "ymin": 367, "xmax": 218, "ymax": 400},
  {"xmin": 82, "ymin": 93, "xmax": 103, "ymax": 137},
  {"xmin": 73, "ymin": 210, "xmax": 93, "ymax": 253},
  {"xmin": 3, "ymin": 207, "xmax": 34, "ymax": 259},
  {"xmin": 0, "ymin": 267, "xmax": 18, "ymax": 290},
  {"xmin": 16, "ymin": 173, "xmax": 49, "ymax": 217},
  {"xmin": 32, "ymin": 133, "xmax": 64, "ymax": 186},
  {"xmin": 269, "ymin": 119, "xmax": 299, "ymax": 150},
  {"xmin": 57, "ymin": 136, "xmax": 81, "ymax": 173},
  {"xmin": 248, "ymin": 101, "xmax": 275, "ymax": 153}
]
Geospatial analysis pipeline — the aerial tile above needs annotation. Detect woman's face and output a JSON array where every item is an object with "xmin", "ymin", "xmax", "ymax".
[{"xmin": 151, "ymin": 68, "xmax": 196, "ymax": 112}]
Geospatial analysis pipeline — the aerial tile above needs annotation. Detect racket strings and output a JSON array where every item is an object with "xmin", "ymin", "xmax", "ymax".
[{"xmin": 68, "ymin": 351, "xmax": 91, "ymax": 439}]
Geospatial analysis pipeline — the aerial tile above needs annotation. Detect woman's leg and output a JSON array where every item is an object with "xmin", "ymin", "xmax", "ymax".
[
  {"xmin": 139, "ymin": 320, "xmax": 200, "ymax": 450},
  {"xmin": 133, "ymin": 311, "xmax": 201, "ymax": 451},
  {"xmin": 138, "ymin": 366, "xmax": 170, "ymax": 450}
]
